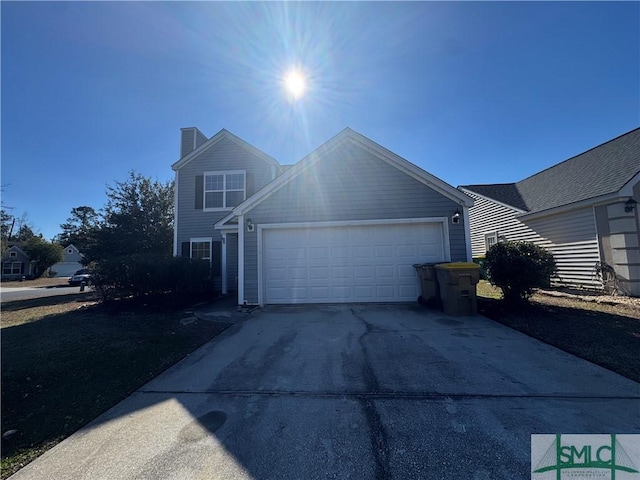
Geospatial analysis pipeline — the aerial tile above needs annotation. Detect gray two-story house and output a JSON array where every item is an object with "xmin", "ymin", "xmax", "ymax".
[{"xmin": 173, "ymin": 127, "xmax": 474, "ymax": 306}]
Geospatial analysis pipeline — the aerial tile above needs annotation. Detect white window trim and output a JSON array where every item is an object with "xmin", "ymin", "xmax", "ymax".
[
  {"xmin": 190, "ymin": 237, "xmax": 212, "ymax": 262},
  {"xmin": 203, "ymin": 170, "xmax": 246, "ymax": 212},
  {"xmin": 484, "ymin": 231, "xmax": 498, "ymax": 253}
]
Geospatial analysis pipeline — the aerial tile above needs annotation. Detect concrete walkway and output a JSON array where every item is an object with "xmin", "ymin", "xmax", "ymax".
[{"xmin": 9, "ymin": 304, "xmax": 639, "ymax": 479}]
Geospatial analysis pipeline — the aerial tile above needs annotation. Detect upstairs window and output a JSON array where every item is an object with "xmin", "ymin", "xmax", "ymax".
[
  {"xmin": 9, "ymin": 251, "xmax": 16, "ymax": 258},
  {"xmin": 204, "ymin": 171, "xmax": 245, "ymax": 210}
]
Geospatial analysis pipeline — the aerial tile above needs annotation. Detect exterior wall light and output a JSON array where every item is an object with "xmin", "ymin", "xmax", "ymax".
[
  {"xmin": 452, "ymin": 209, "xmax": 461, "ymax": 224},
  {"xmin": 246, "ymin": 218, "xmax": 255, "ymax": 232},
  {"xmin": 624, "ymin": 198, "xmax": 637, "ymax": 213}
]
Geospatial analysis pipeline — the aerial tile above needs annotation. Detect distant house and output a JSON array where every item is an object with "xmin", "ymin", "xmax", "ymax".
[
  {"xmin": 1, "ymin": 245, "xmax": 34, "ymax": 281},
  {"xmin": 50, "ymin": 244, "xmax": 84, "ymax": 277},
  {"xmin": 460, "ymin": 128, "xmax": 640, "ymax": 296},
  {"xmin": 173, "ymin": 127, "xmax": 474, "ymax": 306}
]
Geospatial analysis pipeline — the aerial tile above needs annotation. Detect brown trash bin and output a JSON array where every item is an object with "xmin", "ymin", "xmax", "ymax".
[
  {"xmin": 413, "ymin": 263, "xmax": 440, "ymax": 307},
  {"xmin": 434, "ymin": 263, "xmax": 480, "ymax": 316}
]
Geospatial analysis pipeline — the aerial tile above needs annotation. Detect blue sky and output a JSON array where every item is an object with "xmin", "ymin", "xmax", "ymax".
[{"xmin": 2, "ymin": 1, "xmax": 638, "ymax": 241}]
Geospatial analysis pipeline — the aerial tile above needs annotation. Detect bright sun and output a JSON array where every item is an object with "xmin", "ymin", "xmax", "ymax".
[{"xmin": 283, "ymin": 68, "xmax": 306, "ymax": 99}]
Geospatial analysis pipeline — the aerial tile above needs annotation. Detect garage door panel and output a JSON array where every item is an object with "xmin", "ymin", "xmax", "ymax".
[
  {"xmin": 310, "ymin": 266, "xmax": 330, "ymax": 280},
  {"xmin": 354, "ymin": 265, "xmax": 373, "ymax": 278},
  {"xmin": 263, "ymin": 222, "xmax": 445, "ymax": 304},
  {"xmin": 353, "ymin": 246, "xmax": 373, "ymax": 259},
  {"xmin": 331, "ymin": 246, "xmax": 350, "ymax": 258},
  {"xmin": 376, "ymin": 245, "xmax": 393, "ymax": 258},
  {"xmin": 376, "ymin": 265, "xmax": 394, "ymax": 278},
  {"xmin": 354, "ymin": 286, "xmax": 374, "ymax": 299},
  {"xmin": 309, "ymin": 247, "xmax": 330, "ymax": 261},
  {"xmin": 376, "ymin": 285, "xmax": 396, "ymax": 298},
  {"xmin": 289, "ymin": 248, "xmax": 307, "ymax": 261},
  {"xmin": 399, "ymin": 284, "xmax": 418, "ymax": 297},
  {"xmin": 267, "ymin": 267, "xmax": 288, "ymax": 281},
  {"xmin": 398, "ymin": 244, "xmax": 418, "ymax": 257},
  {"xmin": 332, "ymin": 286, "xmax": 351, "ymax": 299},
  {"xmin": 398, "ymin": 264, "xmax": 417, "ymax": 278},
  {"xmin": 290, "ymin": 267, "xmax": 307, "ymax": 280},
  {"xmin": 310, "ymin": 287, "xmax": 330, "ymax": 300},
  {"xmin": 267, "ymin": 248, "xmax": 288, "ymax": 261},
  {"xmin": 332, "ymin": 266, "xmax": 350, "ymax": 278}
]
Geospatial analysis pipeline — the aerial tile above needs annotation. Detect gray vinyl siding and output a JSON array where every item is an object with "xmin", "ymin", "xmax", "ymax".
[
  {"xmin": 180, "ymin": 129, "xmax": 195, "ymax": 158},
  {"xmin": 526, "ymin": 208, "xmax": 601, "ymax": 288},
  {"xmin": 242, "ymin": 141, "xmax": 467, "ymax": 303},
  {"xmin": 464, "ymin": 190, "xmax": 601, "ymax": 289},
  {"xmin": 175, "ymin": 136, "xmax": 277, "ymax": 291},
  {"xmin": 176, "ymin": 136, "xmax": 277, "ymax": 244},
  {"xmin": 463, "ymin": 191, "xmax": 538, "ymax": 257}
]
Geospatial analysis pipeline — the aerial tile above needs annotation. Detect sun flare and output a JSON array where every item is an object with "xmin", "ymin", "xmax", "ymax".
[{"xmin": 283, "ymin": 68, "xmax": 306, "ymax": 99}]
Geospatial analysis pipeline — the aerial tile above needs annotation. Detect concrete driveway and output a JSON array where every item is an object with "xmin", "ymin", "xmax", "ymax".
[{"xmin": 10, "ymin": 304, "xmax": 639, "ymax": 479}]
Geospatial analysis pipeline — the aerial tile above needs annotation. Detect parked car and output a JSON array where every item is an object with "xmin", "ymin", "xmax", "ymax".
[{"xmin": 68, "ymin": 268, "xmax": 92, "ymax": 286}]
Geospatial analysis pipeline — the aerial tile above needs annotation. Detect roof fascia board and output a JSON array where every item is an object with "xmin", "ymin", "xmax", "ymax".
[
  {"xmin": 214, "ymin": 211, "xmax": 240, "ymax": 229},
  {"xmin": 458, "ymin": 187, "xmax": 527, "ymax": 213},
  {"xmin": 172, "ymin": 129, "xmax": 280, "ymax": 171}
]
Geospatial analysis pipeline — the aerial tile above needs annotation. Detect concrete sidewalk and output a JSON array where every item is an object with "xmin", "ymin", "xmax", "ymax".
[{"xmin": 9, "ymin": 304, "xmax": 640, "ymax": 479}]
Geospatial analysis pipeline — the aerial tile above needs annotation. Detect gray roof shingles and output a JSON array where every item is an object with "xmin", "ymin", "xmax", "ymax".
[{"xmin": 461, "ymin": 128, "xmax": 640, "ymax": 214}]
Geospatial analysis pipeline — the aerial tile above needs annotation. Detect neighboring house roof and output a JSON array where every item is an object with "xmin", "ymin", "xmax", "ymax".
[
  {"xmin": 461, "ymin": 127, "xmax": 640, "ymax": 214},
  {"xmin": 458, "ymin": 183, "xmax": 528, "ymax": 212},
  {"xmin": 171, "ymin": 128, "xmax": 280, "ymax": 171},
  {"xmin": 221, "ymin": 127, "xmax": 473, "ymax": 222}
]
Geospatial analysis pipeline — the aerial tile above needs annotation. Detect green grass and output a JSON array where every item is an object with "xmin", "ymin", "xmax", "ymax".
[{"xmin": 1, "ymin": 293, "xmax": 228, "ymax": 478}]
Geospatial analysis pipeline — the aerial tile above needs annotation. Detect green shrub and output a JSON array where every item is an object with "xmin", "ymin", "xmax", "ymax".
[
  {"xmin": 91, "ymin": 254, "xmax": 213, "ymax": 301},
  {"xmin": 485, "ymin": 241, "xmax": 556, "ymax": 303}
]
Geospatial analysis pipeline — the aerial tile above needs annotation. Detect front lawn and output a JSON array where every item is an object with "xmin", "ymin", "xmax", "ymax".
[
  {"xmin": 1, "ymin": 292, "xmax": 228, "ymax": 478},
  {"xmin": 477, "ymin": 281, "xmax": 640, "ymax": 383}
]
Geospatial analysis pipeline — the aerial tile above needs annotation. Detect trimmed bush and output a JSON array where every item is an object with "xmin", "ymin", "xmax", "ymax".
[
  {"xmin": 485, "ymin": 241, "xmax": 556, "ymax": 303},
  {"xmin": 91, "ymin": 254, "xmax": 213, "ymax": 301}
]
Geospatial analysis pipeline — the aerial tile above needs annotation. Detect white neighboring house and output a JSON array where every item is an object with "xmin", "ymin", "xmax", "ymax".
[
  {"xmin": 459, "ymin": 127, "xmax": 640, "ymax": 296},
  {"xmin": 50, "ymin": 244, "xmax": 84, "ymax": 277}
]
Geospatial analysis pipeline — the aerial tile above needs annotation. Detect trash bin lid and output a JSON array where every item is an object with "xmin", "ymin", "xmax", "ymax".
[{"xmin": 435, "ymin": 262, "xmax": 480, "ymax": 270}]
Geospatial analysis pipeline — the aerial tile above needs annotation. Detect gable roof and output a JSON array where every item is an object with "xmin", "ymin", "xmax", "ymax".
[
  {"xmin": 461, "ymin": 127, "xmax": 640, "ymax": 214},
  {"xmin": 223, "ymin": 127, "xmax": 473, "ymax": 220},
  {"xmin": 171, "ymin": 128, "xmax": 280, "ymax": 171},
  {"xmin": 3, "ymin": 244, "xmax": 29, "ymax": 260}
]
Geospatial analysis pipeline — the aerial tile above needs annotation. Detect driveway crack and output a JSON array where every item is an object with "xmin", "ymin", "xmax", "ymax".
[{"xmin": 349, "ymin": 307, "xmax": 391, "ymax": 479}]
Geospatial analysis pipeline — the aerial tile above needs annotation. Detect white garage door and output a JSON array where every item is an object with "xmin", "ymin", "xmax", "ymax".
[{"xmin": 263, "ymin": 222, "xmax": 446, "ymax": 304}]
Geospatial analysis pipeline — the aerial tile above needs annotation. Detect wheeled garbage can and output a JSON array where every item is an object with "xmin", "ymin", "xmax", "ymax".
[
  {"xmin": 434, "ymin": 263, "xmax": 480, "ymax": 316},
  {"xmin": 413, "ymin": 263, "xmax": 441, "ymax": 308}
]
